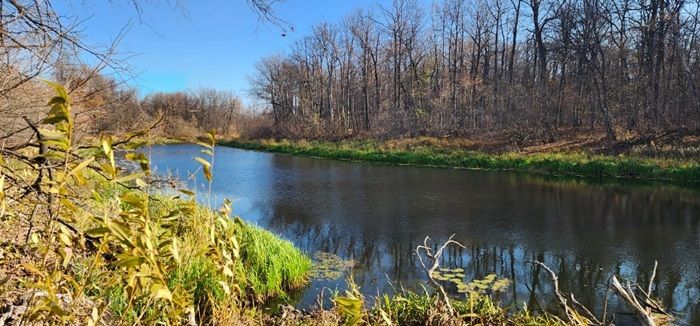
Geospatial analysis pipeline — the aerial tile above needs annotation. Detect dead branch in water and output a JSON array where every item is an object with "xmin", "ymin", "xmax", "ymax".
[
  {"xmin": 528, "ymin": 260, "xmax": 602, "ymax": 325},
  {"xmin": 531, "ymin": 260, "xmax": 671, "ymax": 326},
  {"xmin": 610, "ymin": 260, "xmax": 671, "ymax": 326},
  {"xmin": 415, "ymin": 235, "xmax": 465, "ymax": 316}
]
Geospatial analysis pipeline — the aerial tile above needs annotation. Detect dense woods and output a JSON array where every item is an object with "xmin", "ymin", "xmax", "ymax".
[{"xmin": 251, "ymin": 0, "xmax": 700, "ymax": 141}]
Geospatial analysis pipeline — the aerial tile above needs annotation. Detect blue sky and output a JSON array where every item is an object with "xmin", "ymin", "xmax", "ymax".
[{"xmin": 55, "ymin": 0, "xmax": 394, "ymax": 103}]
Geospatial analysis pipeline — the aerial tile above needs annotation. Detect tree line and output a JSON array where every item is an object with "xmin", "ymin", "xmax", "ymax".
[
  {"xmin": 251, "ymin": 0, "xmax": 700, "ymax": 141},
  {"xmin": 4, "ymin": 61, "xmax": 245, "ymax": 140},
  {"xmin": 0, "ymin": 0, "xmax": 268, "ymax": 142}
]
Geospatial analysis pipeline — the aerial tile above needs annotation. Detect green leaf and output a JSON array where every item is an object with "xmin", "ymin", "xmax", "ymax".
[
  {"xmin": 335, "ymin": 296, "xmax": 363, "ymax": 325},
  {"xmin": 120, "ymin": 191, "xmax": 145, "ymax": 209},
  {"xmin": 48, "ymin": 96, "xmax": 66, "ymax": 106},
  {"xmin": 44, "ymin": 80, "xmax": 68, "ymax": 100},
  {"xmin": 85, "ymin": 227, "xmax": 109, "ymax": 237}
]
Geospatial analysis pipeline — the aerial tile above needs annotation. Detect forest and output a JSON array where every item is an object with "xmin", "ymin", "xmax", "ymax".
[
  {"xmin": 4, "ymin": 0, "xmax": 700, "ymax": 148},
  {"xmin": 249, "ymin": 0, "xmax": 700, "ymax": 145}
]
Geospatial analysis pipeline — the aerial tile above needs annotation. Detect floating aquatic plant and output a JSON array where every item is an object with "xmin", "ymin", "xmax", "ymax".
[
  {"xmin": 311, "ymin": 252, "xmax": 355, "ymax": 280},
  {"xmin": 431, "ymin": 269, "xmax": 511, "ymax": 298}
]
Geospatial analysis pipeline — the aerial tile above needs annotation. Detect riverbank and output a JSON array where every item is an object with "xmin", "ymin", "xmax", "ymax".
[
  {"xmin": 0, "ymin": 157, "xmax": 572, "ymax": 326},
  {"xmin": 0, "ymin": 172, "xmax": 311, "ymax": 324},
  {"xmin": 221, "ymin": 138, "xmax": 700, "ymax": 183},
  {"xmin": 0, "ymin": 149, "xmax": 673, "ymax": 325}
]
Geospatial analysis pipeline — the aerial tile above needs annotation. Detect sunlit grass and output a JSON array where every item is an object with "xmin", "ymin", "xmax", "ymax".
[
  {"xmin": 236, "ymin": 222, "xmax": 312, "ymax": 301},
  {"xmin": 221, "ymin": 138, "xmax": 700, "ymax": 182}
]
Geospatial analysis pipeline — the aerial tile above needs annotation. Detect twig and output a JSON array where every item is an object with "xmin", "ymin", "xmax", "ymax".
[
  {"xmin": 24, "ymin": 203, "xmax": 39, "ymax": 244},
  {"xmin": 647, "ymin": 260, "xmax": 658, "ymax": 297},
  {"xmin": 528, "ymin": 260, "xmax": 595, "ymax": 325},
  {"xmin": 415, "ymin": 234, "xmax": 465, "ymax": 316}
]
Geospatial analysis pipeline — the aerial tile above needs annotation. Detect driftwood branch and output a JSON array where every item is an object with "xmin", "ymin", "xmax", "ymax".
[
  {"xmin": 415, "ymin": 235, "xmax": 465, "ymax": 316},
  {"xmin": 610, "ymin": 260, "xmax": 670, "ymax": 326},
  {"xmin": 528, "ymin": 260, "xmax": 601, "ymax": 325},
  {"xmin": 530, "ymin": 259, "xmax": 670, "ymax": 326},
  {"xmin": 610, "ymin": 276, "xmax": 656, "ymax": 326}
]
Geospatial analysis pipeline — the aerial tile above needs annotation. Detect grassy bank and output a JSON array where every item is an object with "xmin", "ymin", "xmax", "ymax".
[
  {"xmin": 0, "ymin": 168, "xmax": 312, "ymax": 324},
  {"xmin": 221, "ymin": 138, "xmax": 700, "ymax": 183},
  {"xmin": 0, "ymin": 154, "xmax": 573, "ymax": 326}
]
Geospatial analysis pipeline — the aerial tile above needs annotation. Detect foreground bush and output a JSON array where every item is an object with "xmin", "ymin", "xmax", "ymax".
[{"xmin": 0, "ymin": 84, "xmax": 310, "ymax": 325}]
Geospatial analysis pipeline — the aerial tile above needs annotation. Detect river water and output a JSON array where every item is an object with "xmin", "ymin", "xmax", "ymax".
[{"xmin": 147, "ymin": 144, "xmax": 700, "ymax": 324}]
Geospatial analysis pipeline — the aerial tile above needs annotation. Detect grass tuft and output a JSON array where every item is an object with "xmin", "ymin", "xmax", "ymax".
[{"xmin": 236, "ymin": 221, "xmax": 312, "ymax": 301}]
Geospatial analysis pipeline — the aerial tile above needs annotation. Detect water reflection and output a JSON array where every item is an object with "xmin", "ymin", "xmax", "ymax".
[{"xmin": 147, "ymin": 144, "xmax": 700, "ymax": 323}]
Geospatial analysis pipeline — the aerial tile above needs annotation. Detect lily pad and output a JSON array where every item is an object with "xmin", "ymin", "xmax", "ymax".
[{"xmin": 311, "ymin": 252, "xmax": 355, "ymax": 281}]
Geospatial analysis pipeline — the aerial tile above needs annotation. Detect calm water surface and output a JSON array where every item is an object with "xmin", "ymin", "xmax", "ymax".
[{"xmin": 147, "ymin": 144, "xmax": 700, "ymax": 324}]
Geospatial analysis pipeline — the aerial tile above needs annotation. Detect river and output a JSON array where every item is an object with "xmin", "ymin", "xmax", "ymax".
[{"xmin": 147, "ymin": 144, "xmax": 700, "ymax": 324}]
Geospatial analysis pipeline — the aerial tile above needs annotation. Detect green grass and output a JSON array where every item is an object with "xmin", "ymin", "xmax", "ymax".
[
  {"xmin": 221, "ymin": 138, "xmax": 700, "ymax": 183},
  {"xmin": 147, "ymin": 196, "xmax": 312, "ymax": 302},
  {"xmin": 78, "ymin": 187, "xmax": 312, "ymax": 322},
  {"xmin": 236, "ymin": 221, "xmax": 312, "ymax": 301},
  {"xmin": 370, "ymin": 291, "xmax": 566, "ymax": 326}
]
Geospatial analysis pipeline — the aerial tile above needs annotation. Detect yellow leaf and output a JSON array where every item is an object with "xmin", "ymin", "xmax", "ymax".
[
  {"xmin": 101, "ymin": 135, "xmax": 115, "ymax": 174},
  {"xmin": 58, "ymin": 232, "xmax": 72, "ymax": 246},
  {"xmin": 207, "ymin": 130, "xmax": 216, "ymax": 146},
  {"xmin": 150, "ymin": 284, "xmax": 173, "ymax": 301},
  {"xmin": 223, "ymin": 266, "xmax": 234, "ymax": 278},
  {"xmin": 21, "ymin": 263, "xmax": 44, "ymax": 276},
  {"xmin": 193, "ymin": 156, "xmax": 211, "ymax": 167},
  {"xmin": 38, "ymin": 128, "xmax": 65, "ymax": 139},
  {"xmin": 59, "ymin": 247, "xmax": 73, "ymax": 268},
  {"xmin": 218, "ymin": 281, "xmax": 231, "ymax": 295},
  {"xmin": 69, "ymin": 157, "xmax": 95, "ymax": 176},
  {"xmin": 171, "ymin": 238, "xmax": 181, "ymax": 264},
  {"xmin": 203, "ymin": 165, "xmax": 212, "ymax": 182},
  {"xmin": 196, "ymin": 141, "xmax": 213, "ymax": 150},
  {"xmin": 113, "ymin": 172, "xmax": 145, "ymax": 184},
  {"xmin": 135, "ymin": 178, "xmax": 148, "ymax": 188},
  {"xmin": 179, "ymin": 189, "xmax": 195, "ymax": 196}
]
